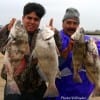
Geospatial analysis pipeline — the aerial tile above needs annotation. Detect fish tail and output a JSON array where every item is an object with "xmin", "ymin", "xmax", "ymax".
[
  {"xmin": 92, "ymin": 86, "xmax": 100, "ymax": 97},
  {"xmin": 43, "ymin": 83, "xmax": 59, "ymax": 98}
]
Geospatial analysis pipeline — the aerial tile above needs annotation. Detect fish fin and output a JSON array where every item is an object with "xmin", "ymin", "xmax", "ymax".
[
  {"xmin": 56, "ymin": 45, "xmax": 60, "ymax": 56},
  {"xmin": 56, "ymin": 71, "xmax": 61, "ymax": 79},
  {"xmin": 43, "ymin": 83, "xmax": 59, "ymax": 97},
  {"xmin": 92, "ymin": 87, "xmax": 100, "ymax": 97},
  {"xmin": 36, "ymin": 65, "xmax": 48, "ymax": 81},
  {"xmin": 73, "ymin": 74, "xmax": 82, "ymax": 83},
  {"xmin": 31, "ymin": 50, "xmax": 37, "ymax": 59}
]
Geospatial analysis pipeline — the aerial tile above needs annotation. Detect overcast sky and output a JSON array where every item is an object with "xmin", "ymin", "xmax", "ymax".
[{"xmin": 0, "ymin": 0, "xmax": 100, "ymax": 31}]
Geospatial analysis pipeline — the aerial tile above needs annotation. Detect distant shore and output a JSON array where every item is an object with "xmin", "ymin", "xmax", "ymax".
[{"xmin": 86, "ymin": 31, "xmax": 100, "ymax": 35}]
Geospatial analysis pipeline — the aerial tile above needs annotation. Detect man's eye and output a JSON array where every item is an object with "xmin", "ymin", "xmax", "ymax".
[
  {"xmin": 27, "ymin": 16, "xmax": 33, "ymax": 20},
  {"xmin": 67, "ymin": 21, "xmax": 78, "ymax": 25},
  {"xmin": 73, "ymin": 22, "xmax": 78, "ymax": 25},
  {"xmin": 67, "ymin": 21, "xmax": 71, "ymax": 24}
]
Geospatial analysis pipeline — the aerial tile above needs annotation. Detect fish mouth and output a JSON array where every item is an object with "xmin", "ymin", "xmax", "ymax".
[
  {"xmin": 70, "ymin": 38, "xmax": 74, "ymax": 41},
  {"xmin": 71, "ymin": 36, "xmax": 80, "ymax": 41}
]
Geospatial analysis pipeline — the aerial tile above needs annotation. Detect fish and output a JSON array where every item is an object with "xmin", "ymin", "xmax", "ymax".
[
  {"xmin": 32, "ymin": 26, "xmax": 59, "ymax": 97},
  {"xmin": 71, "ymin": 27, "xmax": 86, "ymax": 83},
  {"xmin": 85, "ymin": 38, "xmax": 100, "ymax": 97},
  {"xmin": 71, "ymin": 27, "xmax": 100, "ymax": 96},
  {"xmin": 3, "ymin": 20, "xmax": 29, "ymax": 95}
]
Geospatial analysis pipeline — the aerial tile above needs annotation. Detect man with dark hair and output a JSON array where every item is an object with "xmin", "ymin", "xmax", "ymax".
[
  {"xmin": 23, "ymin": 2, "xmax": 45, "ymax": 19},
  {"xmin": 0, "ymin": 2, "xmax": 47, "ymax": 100}
]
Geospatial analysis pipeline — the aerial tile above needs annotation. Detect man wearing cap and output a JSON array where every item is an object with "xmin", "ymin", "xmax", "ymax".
[{"xmin": 54, "ymin": 8, "xmax": 95, "ymax": 100}]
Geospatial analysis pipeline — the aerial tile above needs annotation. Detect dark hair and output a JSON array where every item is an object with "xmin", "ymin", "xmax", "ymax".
[{"xmin": 23, "ymin": 2, "xmax": 46, "ymax": 19}]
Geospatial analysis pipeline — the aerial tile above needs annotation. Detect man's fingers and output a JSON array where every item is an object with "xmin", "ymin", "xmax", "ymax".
[
  {"xmin": 49, "ymin": 18, "xmax": 53, "ymax": 27},
  {"xmin": 46, "ymin": 18, "xmax": 56, "ymax": 32},
  {"xmin": 8, "ymin": 18, "xmax": 16, "ymax": 31}
]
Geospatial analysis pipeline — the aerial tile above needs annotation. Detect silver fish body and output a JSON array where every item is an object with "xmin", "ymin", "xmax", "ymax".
[
  {"xmin": 85, "ymin": 38, "xmax": 100, "ymax": 96},
  {"xmin": 32, "ymin": 27, "xmax": 59, "ymax": 97}
]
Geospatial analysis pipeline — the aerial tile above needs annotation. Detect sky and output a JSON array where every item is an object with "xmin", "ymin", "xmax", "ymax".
[{"xmin": 0, "ymin": 0, "xmax": 100, "ymax": 31}]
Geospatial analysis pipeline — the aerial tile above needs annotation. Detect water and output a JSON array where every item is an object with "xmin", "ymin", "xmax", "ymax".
[{"xmin": 86, "ymin": 35, "xmax": 100, "ymax": 40}]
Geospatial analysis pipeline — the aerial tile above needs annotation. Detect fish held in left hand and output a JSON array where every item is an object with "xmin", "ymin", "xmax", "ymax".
[
  {"xmin": 32, "ymin": 26, "xmax": 60, "ymax": 97},
  {"xmin": 3, "ymin": 20, "xmax": 29, "ymax": 95}
]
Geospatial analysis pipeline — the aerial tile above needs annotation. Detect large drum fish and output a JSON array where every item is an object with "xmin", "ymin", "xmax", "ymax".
[
  {"xmin": 3, "ymin": 20, "xmax": 29, "ymax": 95},
  {"xmin": 32, "ymin": 26, "xmax": 59, "ymax": 97},
  {"xmin": 71, "ymin": 27, "xmax": 85, "ymax": 83},
  {"xmin": 71, "ymin": 27, "xmax": 100, "ymax": 96}
]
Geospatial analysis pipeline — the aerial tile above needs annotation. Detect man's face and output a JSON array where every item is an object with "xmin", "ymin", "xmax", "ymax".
[
  {"xmin": 22, "ymin": 12, "xmax": 40, "ymax": 33},
  {"xmin": 62, "ymin": 18, "xmax": 79, "ymax": 36}
]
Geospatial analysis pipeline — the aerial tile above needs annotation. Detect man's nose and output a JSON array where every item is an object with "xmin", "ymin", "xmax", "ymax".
[
  {"xmin": 69, "ymin": 23, "xmax": 75, "ymax": 27},
  {"xmin": 31, "ymin": 19, "xmax": 35, "ymax": 23}
]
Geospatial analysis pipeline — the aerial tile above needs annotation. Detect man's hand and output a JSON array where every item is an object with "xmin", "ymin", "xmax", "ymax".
[
  {"xmin": 49, "ymin": 18, "xmax": 53, "ymax": 27},
  {"xmin": 8, "ymin": 18, "xmax": 16, "ymax": 31},
  {"xmin": 68, "ymin": 39, "xmax": 74, "ymax": 51}
]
